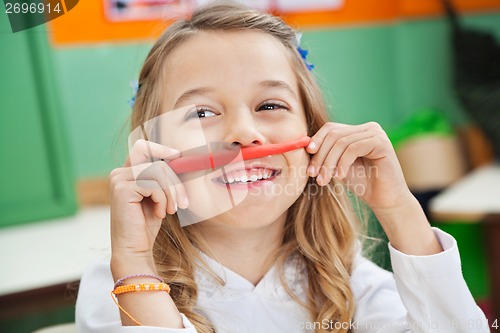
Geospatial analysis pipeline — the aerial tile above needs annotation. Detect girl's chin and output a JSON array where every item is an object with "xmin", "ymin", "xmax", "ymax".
[
  {"xmin": 203, "ymin": 212, "xmax": 281, "ymax": 229},
  {"xmin": 181, "ymin": 174, "xmax": 306, "ymax": 224}
]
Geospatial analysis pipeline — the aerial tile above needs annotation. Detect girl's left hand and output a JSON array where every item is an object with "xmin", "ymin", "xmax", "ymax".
[{"xmin": 306, "ymin": 121, "xmax": 411, "ymax": 211}]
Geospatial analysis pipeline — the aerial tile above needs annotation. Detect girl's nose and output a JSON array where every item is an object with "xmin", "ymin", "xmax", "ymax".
[{"xmin": 223, "ymin": 111, "xmax": 266, "ymax": 148}]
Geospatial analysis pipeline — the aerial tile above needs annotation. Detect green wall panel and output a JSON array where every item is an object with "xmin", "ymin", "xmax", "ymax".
[
  {"xmin": 0, "ymin": 28, "xmax": 53, "ymax": 204},
  {"xmin": 392, "ymin": 19, "xmax": 464, "ymax": 124},
  {"xmin": 0, "ymin": 11, "xmax": 77, "ymax": 226},
  {"xmin": 303, "ymin": 25, "xmax": 398, "ymax": 128},
  {"xmin": 52, "ymin": 44, "xmax": 151, "ymax": 178}
]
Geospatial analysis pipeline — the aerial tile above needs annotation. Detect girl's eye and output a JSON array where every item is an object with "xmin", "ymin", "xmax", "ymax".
[
  {"xmin": 257, "ymin": 102, "xmax": 290, "ymax": 111},
  {"xmin": 186, "ymin": 108, "xmax": 218, "ymax": 120},
  {"xmin": 197, "ymin": 109, "xmax": 217, "ymax": 118}
]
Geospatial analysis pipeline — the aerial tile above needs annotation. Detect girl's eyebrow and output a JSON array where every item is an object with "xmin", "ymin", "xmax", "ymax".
[
  {"xmin": 173, "ymin": 80, "xmax": 296, "ymax": 108},
  {"xmin": 174, "ymin": 87, "xmax": 215, "ymax": 109},
  {"xmin": 259, "ymin": 80, "xmax": 297, "ymax": 99}
]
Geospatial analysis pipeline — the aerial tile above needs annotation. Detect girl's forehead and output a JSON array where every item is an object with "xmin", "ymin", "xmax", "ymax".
[
  {"xmin": 167, "ymin": 30, "xmax": 294, "ymax": 73},
  {"xmin": 170, "ymin": 30, "xmax": 289, "ymax": 57},
  {"xmin": 162, "ymin": 31, "xmax": 299, "ymax": 106}
]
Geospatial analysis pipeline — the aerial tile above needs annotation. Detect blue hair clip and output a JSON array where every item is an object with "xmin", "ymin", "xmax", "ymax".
[
  {"xmin": 297, "ymin": 41, "xmax": 314, "ymax": 71},
  {"xmin": 297, "ymin": 46, "xmax": 314, "ymax": 71},
  {"xmin": 128, "ymin": 80, "xmax": 140, "ymax": 108}
]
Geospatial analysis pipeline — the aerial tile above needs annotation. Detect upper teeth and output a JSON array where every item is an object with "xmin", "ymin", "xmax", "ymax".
[{"xmin": 222, "ymin": 168, "xmax": 275, "ymax": 184}]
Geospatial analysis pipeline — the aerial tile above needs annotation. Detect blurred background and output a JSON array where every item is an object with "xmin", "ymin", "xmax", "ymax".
[{"xmin": 1, "ymin": 0, "xmax": 499, "ymax": 332}]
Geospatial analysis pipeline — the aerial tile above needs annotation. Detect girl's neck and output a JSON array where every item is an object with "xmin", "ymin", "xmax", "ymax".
[{"xmin": 199, "ymin": 214, "xmax": 286, "ymax": 286}]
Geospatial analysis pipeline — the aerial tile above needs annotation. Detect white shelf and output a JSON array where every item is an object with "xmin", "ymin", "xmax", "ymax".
[{"xmin": 0, "ymin": 206, "xmax": 111, "ymax": 296}]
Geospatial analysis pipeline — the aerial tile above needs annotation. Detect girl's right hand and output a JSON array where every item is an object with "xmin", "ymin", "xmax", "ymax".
[{"xmin": 109, "ymin": 139, "xmax": 189, "ymax": 267}]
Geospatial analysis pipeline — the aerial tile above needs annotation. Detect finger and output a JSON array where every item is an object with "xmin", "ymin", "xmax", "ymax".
[
  {"xmin": 114, "ymin": 180, "xmax": 167, "ymax": 219},
  {"xmin": 129, "ymin": 159, "xmax": 189, "ymax": 213},
  {"xmin": 125, "ymin": 139, "xmax": 180, "ymax": 167},
  {"xmin": 164, "ymin": 165, "xmax": 189, "ymax": 209},
  {"xmin": 335, "ymin": 137, "xmax": 380, "ymax": 180},
  {"xmin": 307, "ymin": 122, "xmax": 380, "ymax": 155},
  {"xmin": 305, "ymin": 123, "xmax": 350, "ymax": 155},
  {"xmin": 109, "ymin": 164, "xmax": 166, "ymax": 185},
  {"xmin": 130, "ymin": 162, "xmax": 156, "ymax": 184},
  {"xmin": 135, "ymin": 161, "xmax": 180, "ymax": 215},
  {"xmin": 308, "ymin": 125, "xmax": 368, "ymax": 177},
  {"xmin": 137, "ymin": 180, "xmax": 168, "ymax": 220},
  {"xmin": 148, "ymin": 161, "xmax": 188, "ymax": 210},
  {"xmin": 307, "ymin": 130, "xmax": 337, "ymax": 177},
  {"xmin": 316, "ymin": 132, "xmax": 376, "ymax": 186},
  {"xmin": 109, "ymin": 167, "xmax": 134, "ymax": 192},
  {"xmin": 164, "ymin": 182, "xmax": 177, "ymax": 215}
]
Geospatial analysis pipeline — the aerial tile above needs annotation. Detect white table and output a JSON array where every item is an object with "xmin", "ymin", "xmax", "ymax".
[
  {"xmin": 430, "ymin": 163, "xmax": 500, "ymax": 221},
  {"xmin": 430, "ymin": 162, "xmax": 500, "ymax": 320},
  {"xmin": 0, "ymin": 206, "xmax": 111, "ymax": 318}
]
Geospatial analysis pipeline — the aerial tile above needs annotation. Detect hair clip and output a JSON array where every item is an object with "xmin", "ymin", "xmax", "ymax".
[
  {"xmin": 294, "ymin": 32, "xmax": 314, "ymax": 71},
  {"xmin": 297, "ymin": 46, "xmax": 314, "ymax": 71},
  {"xmin": 128, "ymin": 80, "xmax": 141, "ymax": 108}
]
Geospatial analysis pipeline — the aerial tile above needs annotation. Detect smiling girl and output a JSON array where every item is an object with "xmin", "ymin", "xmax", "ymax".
[{"xmin": 76, "ymin": 2, "xmax": 488, "ymax": 332}]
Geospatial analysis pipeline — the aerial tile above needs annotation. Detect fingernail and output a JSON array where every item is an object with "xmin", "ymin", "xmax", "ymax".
[
  {"xmin": 308, "ymin": 142, "xmax": 316, "ymax": 150},
  {"xmin": 182, "ymin": 197, "xmax": 189, "ymax": 208},
  {"xmin": 166, "ymin": 148, "xmax": 181, "ymax": 158},
  {"xmin": 174, "ymin": 203, "xmax": 177, "ymax": 211},
  {"xmin": 333, "ymin": 170, "xmax": 338, "ymax": 178},
  {"xmin": 316, "ymin": 174, "xmax": 323, "ymax": 185}
]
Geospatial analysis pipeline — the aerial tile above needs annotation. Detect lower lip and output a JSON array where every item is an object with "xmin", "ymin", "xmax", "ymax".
[{"xmin": 212, "ymin": 173, "xmax": 280, "ymax": 190}]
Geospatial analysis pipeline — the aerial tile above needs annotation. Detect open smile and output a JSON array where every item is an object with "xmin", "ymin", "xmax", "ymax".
[{"xmin": 212, "ymin": 166, "xmax": 282, "ymax": 187}]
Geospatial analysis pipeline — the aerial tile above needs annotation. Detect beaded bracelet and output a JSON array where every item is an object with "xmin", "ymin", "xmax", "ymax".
[
  {"xmin": 113, "ymin": 283, "xmax": 171, "ymax": 295},
  {"xmin": 114, "ymin": 273, "xmax": 164, "ymax": 289},
  {"xmin": 111, "ymin": 282, "xmax": 171, "ymax": 326}
]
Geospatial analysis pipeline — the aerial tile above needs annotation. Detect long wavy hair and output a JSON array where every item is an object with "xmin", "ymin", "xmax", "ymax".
[{"xmin": 130, "ymin": 2, "xmax": 363, "ymax": 332}]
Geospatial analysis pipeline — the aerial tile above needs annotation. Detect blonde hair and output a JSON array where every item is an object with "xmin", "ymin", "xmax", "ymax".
[{"xmin": 130, "ymin": 2, "xmax": 362, "ymax": 332}]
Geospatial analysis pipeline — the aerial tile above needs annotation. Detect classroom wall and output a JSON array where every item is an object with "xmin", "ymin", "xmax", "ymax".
[
  {"xmin": 47, "ymin": 13, "xmax": 500, "ymax": 300},
  {"xmin": 2, "ymin": 6, "xmax": 499, "ymax": 332},
  {"xmin": 48, "ymin": 12, "xmax": 500, "ymax": 179}
]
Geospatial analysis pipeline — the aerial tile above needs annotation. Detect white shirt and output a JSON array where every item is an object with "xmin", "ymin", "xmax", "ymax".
[{"xmin": 76, "ymin": 228, "xmax": 489, "ymax": 332}]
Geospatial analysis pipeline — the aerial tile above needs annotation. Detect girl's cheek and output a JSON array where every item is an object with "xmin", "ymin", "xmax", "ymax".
[
  {"xmin": 258, "ymin": 110, "xmax": 308, "ymax": 136},
  {"xmin": 283, "ymin": 149, "xmax": 310, "ymax": 182}
]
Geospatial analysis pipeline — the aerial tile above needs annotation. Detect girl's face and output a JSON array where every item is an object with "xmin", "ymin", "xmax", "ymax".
[{"xmin": 158, "ymin": 31, "xmax": 310, "ymax": 228}]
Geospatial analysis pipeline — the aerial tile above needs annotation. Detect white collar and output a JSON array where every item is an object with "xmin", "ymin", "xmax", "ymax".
[{"xmin": 194, "ymin": 251, "xmax": 307, "ymax": 303}]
